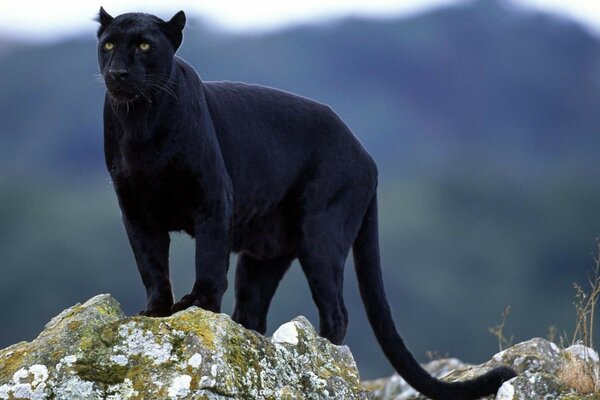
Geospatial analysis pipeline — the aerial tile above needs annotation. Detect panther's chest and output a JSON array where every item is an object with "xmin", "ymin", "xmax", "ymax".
[
  {"xmin": 113, "ymin": 132, "xmax": 169, "ymax": 173},
  {"xmin": 112, "ymin": 160, "xmax": 203, "ymax": 233}
]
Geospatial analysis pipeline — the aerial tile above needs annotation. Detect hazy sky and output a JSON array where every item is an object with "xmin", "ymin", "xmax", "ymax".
[{"xmin": 0, "ymin": 0, "xmax": 599, "ymax": 42}]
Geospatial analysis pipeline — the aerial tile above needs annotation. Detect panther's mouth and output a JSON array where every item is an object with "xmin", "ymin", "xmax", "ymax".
[
  {"xmin": 103, "ymin": 79, "xmax": 142, "ymax": 103},
  {"xmin": 108, "ymin": 88, "xmax": 141, "ymax": 102}
]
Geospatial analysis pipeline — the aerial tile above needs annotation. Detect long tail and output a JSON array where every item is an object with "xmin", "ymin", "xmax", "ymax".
[{"xmin": 352, "ymin": 195, "xmax": 516, "ymax": 400}]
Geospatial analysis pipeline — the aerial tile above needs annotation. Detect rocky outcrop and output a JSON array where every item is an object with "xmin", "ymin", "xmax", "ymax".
[
  {"xmin": 364, "ymin": 337, "xmax": 600, "ymax": 400},
  {"xmin": 0, "ymin": 294, "xmax": 371, "ymax": 399},
  {"xmin": 2, "ymin": 294, "xmax": 599, "ymax": 400}
]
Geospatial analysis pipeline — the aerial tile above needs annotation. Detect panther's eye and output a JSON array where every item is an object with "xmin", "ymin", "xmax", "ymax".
[
  {"xmin": 139, "ymin": 43, "xmax": 151, "ymax": 52},
  {"xmin": 103, "ymin": 42, "xmax": 114, "ymax": 51}
]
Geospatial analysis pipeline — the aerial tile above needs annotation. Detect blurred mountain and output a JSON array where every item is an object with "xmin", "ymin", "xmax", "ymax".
[
  {"xmin": 0, "ymin": 0, "xmax": 599, "ymax": 379},
  {"xmin": 2, "ymin": 0, "xmax": 600, "ymax": 177}
]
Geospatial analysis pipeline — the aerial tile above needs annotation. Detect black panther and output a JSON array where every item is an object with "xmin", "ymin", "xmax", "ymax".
[{"xmin": 97, "ymin": 8, "xmax": 516, "ymax": 399}]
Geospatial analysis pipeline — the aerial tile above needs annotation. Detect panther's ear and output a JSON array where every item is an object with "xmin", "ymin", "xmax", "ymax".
[
  {"xmin": 162, "ymin": 11, "xmax": 186, "ymax": 51},
  {"xmin": 96, "ymin": 7, "xmax": 114, "ymax": 38}
]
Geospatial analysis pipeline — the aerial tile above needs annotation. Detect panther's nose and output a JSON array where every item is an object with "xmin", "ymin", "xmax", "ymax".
[{"xmin": 108, "ymin": 69, "xmax": 128, "ymax": 81}]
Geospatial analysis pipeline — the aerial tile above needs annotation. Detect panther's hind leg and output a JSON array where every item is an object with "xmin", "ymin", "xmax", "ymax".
[
  {"xmin": 298, "ymin": 249, "xmax": 349, "ymax": 344},
  {"xmin": 232, "ymin": 254, "xmax": 294, "ymax": 334},
  {"xmin": 297, "ymin": 186, "xmax": 369, "ymax": 345}
]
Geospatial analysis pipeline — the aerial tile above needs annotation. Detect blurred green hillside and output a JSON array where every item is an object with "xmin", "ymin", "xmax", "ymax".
[{"xmin": 1, "ymin": 0, "xmax": 599, "ymax": 379}]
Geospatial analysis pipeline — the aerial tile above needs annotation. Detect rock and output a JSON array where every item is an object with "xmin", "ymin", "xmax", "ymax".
[
  {"xmin": 4, "ymin": 296, "xmax": 599, "ymax": 400},
  {"xmin": 363, "ymin": 337, "xmax": 600, "ymax": 399},
  {"xmin": 0, "ymin": 294, "xmax": 372, "ymax": 400}
]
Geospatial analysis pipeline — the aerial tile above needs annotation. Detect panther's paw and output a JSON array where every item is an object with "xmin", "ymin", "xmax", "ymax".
[
  {"xmin": 137, "ymin": 305, "xmax": 172, "ymax": 318},
  {"xmin": 172, "ymin": 294, "xmax": 200, "ymax": 313},
  {"xmin": 172, "ymin": 293, "xmax": 220, "ymax": 313},
  {"xmin": 138, "ymin": 299, "xmax": 173, "ymax": 318}
]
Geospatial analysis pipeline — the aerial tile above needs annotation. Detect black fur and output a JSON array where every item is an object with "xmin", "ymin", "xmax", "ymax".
[{"xmin": 97, "ymin": 9, "xmax": 516, "ymax": 399}]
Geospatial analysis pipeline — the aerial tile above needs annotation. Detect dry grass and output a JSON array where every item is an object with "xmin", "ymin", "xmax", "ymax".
[
  {"xmin": 558, "ymin": 354, "xmax": 598, "ymax": 395},
  {"xmin": 547, "ymin": 325, "xmax": 557, "ymax": 343},
  {"xmin": 484, "ymin": 243, "xmax": 600, "ymax": 394},
  {"xmin": 557, "ymin": 240, "xmax": 600, "ymax": 395},
  {"xmin": 425, "ymin": 350, "xmax": 449, "ymax": 361},
  {"xmin": 569, "ymin": 241, "xmax": 600, "ymax": 348},
  {"xmin": 488, "ymin": 305, "xmax": 514, "ymax": 351}
]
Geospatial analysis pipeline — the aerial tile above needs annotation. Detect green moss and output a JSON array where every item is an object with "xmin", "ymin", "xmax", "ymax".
[
  {"xmin": 188, "ymin": 367, "xmax": 200, "ymax": 391},
  {"xmin": 46, "ymin": 305, "xmax": 84, "ymax": 330},
  {"xmin": 222, "ymin": 331, "xmax": 265, "ymax": 395},
  {"xmin": 96, "ymin": 303, "xmax": 117, "ymax": 316},
  {"xmin": 293, "ymin": 326, "xmax": 311, "ymax": 356},
  {"xmin": 163, "ymin": 311, "xmax": 216, "ymax": 350},
  {"xmin": 0, "ymin": 345, "xmax": 31, "ymax": 383},
  {"xmin": 169, "ymin": 332, "xmax": 186, "ymax": 357},
  {"xmin": 68, "ymin": 320, "xmax": 82, "ymax": 331},
  {"xmin": 316, "ymin": 348, "xmax": 360, "ymax": 387},
  {"xmin": 64, "ymin": 305, "xmax": 83, "ymax": 318},
  {"xmin": 224, "ymin": 335, "xmax": 249, "ymax": 373},
  {"xmin": 74, "ymin": 359, "xmax": 128, "ymax": 385},
  {"xmin": 125, "ymin": 356, "xmax": 150, "ymax": 395},
  {"xmin": 0, "ymin": 297, "xmax": 368, "ymax": 399}
]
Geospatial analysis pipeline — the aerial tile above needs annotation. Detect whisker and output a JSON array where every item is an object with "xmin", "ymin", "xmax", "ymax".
[
  {"xmin": 150, "ymin": 85, "xmax": 178, "ymax": 99},
  {"xmin": 146, "ymin": 73, "xmax": 183, "ymax": 87},
  {"xmin": 94, "ymin": 74, "xmax": 107, "ymax": 86},
  {"xmin": 134, "ymin": 84, "xmax": 153, "ymax": 104},
  {"xmin": 144, "ymin": 80, "xmax": 179, "ymax": 100}
]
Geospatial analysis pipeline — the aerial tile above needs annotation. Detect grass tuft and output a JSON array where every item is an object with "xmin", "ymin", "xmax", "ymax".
[
  {"xmin": 558, "ymin": 355, "xmax": 598, "ymax": 395},
  {"xmin": 557, "ymin": 240, "xmax": 600, "ymax": 395},
  {"xmin": 488, "ymin": 305, "xmax": 514, "ymax": 351},
  {"xmin": 569, "ymin": 241, "xmax": 600, "ymax": 348}
]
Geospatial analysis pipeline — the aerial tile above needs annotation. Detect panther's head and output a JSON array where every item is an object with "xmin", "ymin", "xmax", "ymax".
[{"xmin": 96, "ymin": 7, "xmax": 186, "ymax": 103}]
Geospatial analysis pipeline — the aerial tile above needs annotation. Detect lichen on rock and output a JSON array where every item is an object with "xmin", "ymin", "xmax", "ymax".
[
  {"xmin": 0, "ymin": 294, "xmax": 372, "ymax": 399},
  {"xmin": 6, "ymin": 294, "xmax": 598, "ymax": 400}
]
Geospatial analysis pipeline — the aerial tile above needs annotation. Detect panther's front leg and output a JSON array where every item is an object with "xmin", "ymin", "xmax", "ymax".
[
  {"xmin": 172, "ymin": 207, "xmax": 231, "ymax": 313},
  {"xmin": 123, "ymin": 216, "xmax": 174, "ymax": 317}
]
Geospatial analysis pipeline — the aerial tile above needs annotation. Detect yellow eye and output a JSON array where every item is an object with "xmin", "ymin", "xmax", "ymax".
[
  {"xmin": 139, "ymin": 43, "xmax": 150, "ymax": 52},
  {"xmin": 103, "ymin": 42, "xmax": 114, "ymax": 51}
]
